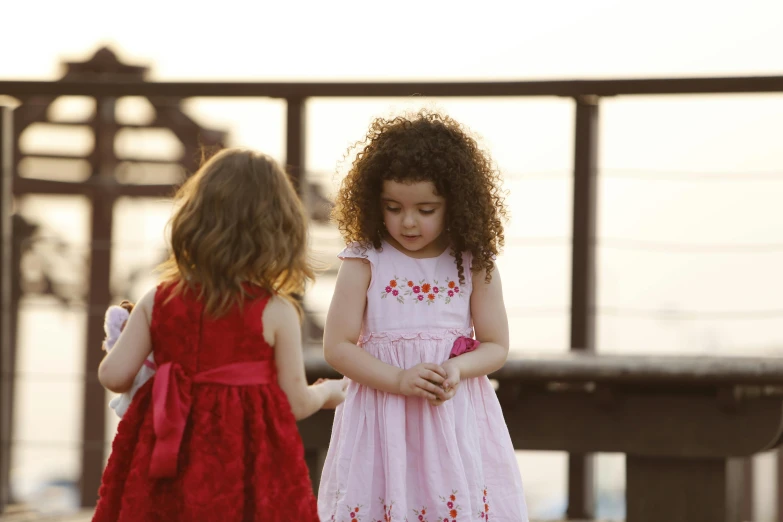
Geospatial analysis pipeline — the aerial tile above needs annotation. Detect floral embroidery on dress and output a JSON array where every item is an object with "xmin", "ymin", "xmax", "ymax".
[
  {"xmin": 477, "ymin": 487, "xmax": 490, "ymax": 520},
  {"xmin": 382, "ymin": 277, "xmax": 463, "ymax": 305},
  {"xmin": 376, "ymin": 499, "xmax": 395, "ymax": 522},
  {"xmin": 338, "ymin": 503, "xmax": 364, "ymax": 521},
  {"xmin": 329, "ymin": 490, "xmax": 483, "ymax": 522},
  {"xmin": 410, "ymin": 490, "xmax": 461, "ymax": 522}
]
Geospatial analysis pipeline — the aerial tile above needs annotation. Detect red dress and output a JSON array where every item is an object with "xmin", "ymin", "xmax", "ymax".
[{"xmin": 92, "ymin": 283, "xmax": 319, "ymax": 521}]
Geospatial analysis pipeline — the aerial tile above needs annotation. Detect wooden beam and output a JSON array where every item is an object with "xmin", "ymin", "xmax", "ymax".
[
  {"xmin": 568, "ymin": 94, "xmax": 600, "ymax": 520},
  {"xmin": 492, "ymin": 352, "xmax": 783, "ymax": 386},
  {"xmin": 626, "ymin": 456, "xmax": 745, "ymax": 522},
  {"xmin": 0, "ymin": 105, "xmax": 14, "ymax": 511},
  {"xmin": 285, "ymin": 98, "xmax": 306, "ymax": 195},
  {"xmin": 502, "ymin": 388, "xmax": 783, "ymax": 456},
  {"xmin": 14, "ymin": 177, "xmax": 176, "ymax": 198},
  {"xmin": 3, "ymin": 76, "xmax": 783, "ymax": 99},
  {"xmin": 78, "ymin": 97, "xmax": 116, "ymax": 507}
]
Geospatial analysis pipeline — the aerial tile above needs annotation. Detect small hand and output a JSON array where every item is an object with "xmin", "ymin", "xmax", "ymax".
[
  {"xmin": 398, "ymin": 363, "xmax": 448, "ymax": 402},
  {"xmin": 320, "ymin": 378, "xmax": 349, "ymax": 409},
  {"xmin": 428, "ymin": 359, "xmax": 462, "ymax": 406}
]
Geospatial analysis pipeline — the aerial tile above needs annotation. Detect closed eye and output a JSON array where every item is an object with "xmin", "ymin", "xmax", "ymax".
[
  {"xmin": 385, "ymin": 206, "xmax": 401, "ymax": 213},
  {"xmin": 419, "ymin": 209, "xmax": 435, "ymax": 215}
]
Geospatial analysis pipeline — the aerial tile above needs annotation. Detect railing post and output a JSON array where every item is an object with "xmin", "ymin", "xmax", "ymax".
[
  {"xmin": 778, "ymin": 450, "xmax": 783, "ymax": 522},
  {"xmin": 0, "ymin": 105, "xmax": 14, "ymax": 513},
  {"xmin": 567, "ymin": 94, "xmax": 600, "ymax": 519},
  {"xmin": 79, "ymin": 97, "xmax": 117, "ymax": 507},
  {"xmin": 285, "ymin": 97, "xmax": 307, "ymax": 197}
]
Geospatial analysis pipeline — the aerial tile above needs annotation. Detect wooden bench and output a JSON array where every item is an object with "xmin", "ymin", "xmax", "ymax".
[{"xmin": 300, "ymin": 350, "xmax": 783, "ymax": 522}]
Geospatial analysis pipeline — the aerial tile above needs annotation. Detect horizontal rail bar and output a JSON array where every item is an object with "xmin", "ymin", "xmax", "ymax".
[
  {"xmin": 303, "ymin": 349, "xmax": 783, "ymax": 385},
  {"xmin": 3, "ymin": 76, "xmax": 783, "ymax": 99}
]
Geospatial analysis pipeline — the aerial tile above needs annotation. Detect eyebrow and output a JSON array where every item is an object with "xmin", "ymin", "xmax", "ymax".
[{"xmin": 381, "ymin": 197, "xmax": 443, "ymax": 206}]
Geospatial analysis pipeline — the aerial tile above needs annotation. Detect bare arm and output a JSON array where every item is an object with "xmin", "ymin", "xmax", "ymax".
[
  {"xmin": 323, "ymin": 258, "xmax": 447, "ymax": 400},
  {"xmin": 98, "ymin": 287, "xmax": 156, "ymax": 393},
  {"xmin": 445, "ymin": 266, "xmax": 510, "ymax": 379},
  {"xmin": 266, "ymin": 296, "xmax": 341, "ymax": 420}
]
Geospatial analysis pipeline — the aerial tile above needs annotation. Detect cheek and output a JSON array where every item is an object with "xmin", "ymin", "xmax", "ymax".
[
  {"xmin": 425, "ymin": 214, "xmax": 446, "ymax": 233},
  {"xmin": 382, "ymin": 212, "xmax": 399, "ymax": 228}
]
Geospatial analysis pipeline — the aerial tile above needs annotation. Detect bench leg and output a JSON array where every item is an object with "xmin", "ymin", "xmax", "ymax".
[{"xmin": 626, "ymin": 455, "xmax": 745, "ymax": 522}]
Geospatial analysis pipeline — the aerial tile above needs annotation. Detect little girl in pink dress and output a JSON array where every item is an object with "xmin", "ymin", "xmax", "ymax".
[{"xmin": 319, "ymin": 111, "xmax": 528, "ymax": 521}]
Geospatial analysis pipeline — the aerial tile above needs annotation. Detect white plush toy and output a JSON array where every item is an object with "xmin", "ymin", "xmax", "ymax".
[{"xmin": 103, "ymin": 300, "xmax": 157, "ymax": 418}]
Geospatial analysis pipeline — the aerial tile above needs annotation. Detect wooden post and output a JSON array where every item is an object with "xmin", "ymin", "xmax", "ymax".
[
  {"xmin": 567, "ymin": 94, "xmax": 600, "ymax": 520},
  {"xmin": 626, "ymin": 456, "xmax": 745, "ymax": 522},
  {"xmin": 0, "ymin": 105, "xmax": 14, "ymax": 512},
  {"xmin": 285, "ymin": 97, "xmax": 307, "ymax": 197},
  {"xmin": 78, "ymin": 97, "xmax": 118, "ymax": 507}
]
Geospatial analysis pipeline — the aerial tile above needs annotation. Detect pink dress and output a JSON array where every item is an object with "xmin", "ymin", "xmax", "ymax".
[{"xmin": 319, "ymin": 241, "xmax": 528, "ymax": 522}]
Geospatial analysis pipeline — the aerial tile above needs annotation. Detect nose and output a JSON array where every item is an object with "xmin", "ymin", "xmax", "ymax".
[{"xmin": 402, "ymin": 211, "xmax": 416, "ymax": 229}]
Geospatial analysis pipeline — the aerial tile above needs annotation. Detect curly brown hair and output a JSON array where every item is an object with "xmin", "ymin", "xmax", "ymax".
[
  {"xmin": 332, "ymin": 110, "xmax": 507, "ymax": 284},
  {"xmin": 158, "ymin": 148, "xmax": 314, "ymax": 317}
]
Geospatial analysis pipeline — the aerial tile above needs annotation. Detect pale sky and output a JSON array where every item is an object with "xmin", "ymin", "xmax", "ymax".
[{"xmin": 3, "ymin": 0, "xmax": 783, "ymax": 80}]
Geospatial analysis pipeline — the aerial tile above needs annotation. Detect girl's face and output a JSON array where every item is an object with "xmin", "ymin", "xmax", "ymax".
[{"xmin": 381, "ymin": 180, "xmax": 447, "ymax": 258}]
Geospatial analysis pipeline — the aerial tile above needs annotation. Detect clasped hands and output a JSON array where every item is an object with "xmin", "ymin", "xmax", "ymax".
[{"xmin": 397, "ymin": 360, "xmax": 461, "ymax": 406}]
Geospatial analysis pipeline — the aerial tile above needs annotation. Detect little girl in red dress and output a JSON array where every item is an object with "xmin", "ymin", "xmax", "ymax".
[{"xmin": 92, "ymin": 148, "xmax": 346, "ymax": 521}]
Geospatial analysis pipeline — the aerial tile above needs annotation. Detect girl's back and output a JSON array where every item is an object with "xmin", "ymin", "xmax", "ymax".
[
  {"xmin": 152, "ymin": 283, "xmax": 274, "ymax": 369},
  {"xmin": 91, "ymin": 149, "xmax": 343, "ymax": 522},
  {"xmin": 93, "ymin": 283, "xmax": 319, "ymax": 522}
]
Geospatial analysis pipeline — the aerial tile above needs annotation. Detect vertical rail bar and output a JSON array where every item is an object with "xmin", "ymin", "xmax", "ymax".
[
  {"xmin": 567, "ymin": 94, "xmax": 600, "ymax": 520},
  {"xmin": 285, "ymin": 97, "xmax": 307, "ymax": 197},
  {"xmin": 79, "ymin": 97, "xmax": 118, "ymax": 507},
  {"xmin": 0, "ymin": 105, "xmax": 14, "ymax": 512}
]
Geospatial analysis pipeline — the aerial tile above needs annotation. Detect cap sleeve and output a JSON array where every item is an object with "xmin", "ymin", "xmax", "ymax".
[
  {"xmin": 338, "ymin": 242, "xmax": 376, "ymax": 261},
  {"xmin": 338, "ymin": 242, "xmax": 378, "ymax": 286}
]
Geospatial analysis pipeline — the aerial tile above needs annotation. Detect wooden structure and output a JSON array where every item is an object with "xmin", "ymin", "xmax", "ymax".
[
  {"xmin": 2, "ymin": 48, "xmax": 227, "ymax": 507},
  {"xmin": 2, "ymin": 51, "xmax": 783, "ymax": 520},
  {"xmin": 301, "ymin": 352, "xmax": 783, "ymax": 522}
]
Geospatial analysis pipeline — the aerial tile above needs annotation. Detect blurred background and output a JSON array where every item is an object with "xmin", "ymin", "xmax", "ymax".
[{"xmin": 1, "ymin": 0, "xmax": 782, "ymax": 520}]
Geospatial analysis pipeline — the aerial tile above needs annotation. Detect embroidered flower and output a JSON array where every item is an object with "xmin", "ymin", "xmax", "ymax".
[
  {"xmin": 377, "ymin": 499, "xmax": 394, "ymax": 522},
  {"xmin": 477, "ymin": 486, "xmax": 491, "ymax": 519},
  {"xmin": 385, "ymin": 276, "xmax": 463, "ymax": 304},
  {"xmin": 437, "ymin": 491, "xmax": 460, "ymax": 521},
  {"xmin": 413, "ymin": 506, "xmax": 429, "ymax": 522}
]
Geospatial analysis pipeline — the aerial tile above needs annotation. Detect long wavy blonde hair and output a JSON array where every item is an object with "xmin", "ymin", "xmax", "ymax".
[{"xmin": 158, "ymin": 148, "xmax": 314, "ymax": 317}]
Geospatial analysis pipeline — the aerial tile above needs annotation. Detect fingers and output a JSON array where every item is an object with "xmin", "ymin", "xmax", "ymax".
[
  {"xmin": 417, "ymin": 388, "xmax": 440, "ymax": 401},
  {"xmin": 419, "ymin": 363, "xmax": 447, "ymax": 378},
  {"xmin": 420, "ymin": 369, "xmax": 445, "ymax": 385},
  {"xmin": 416, "ymin": 379, "xmax": 447, "ymax": 400}
]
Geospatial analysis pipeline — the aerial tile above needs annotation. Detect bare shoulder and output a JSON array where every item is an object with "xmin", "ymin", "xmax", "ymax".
[
  {"xmin": 136, "ymin": 286, "xmax": 158, "ymax": 323},
  {"xmin": 336, "ymin": 257, "xmax": 371, "ymax": 285},
  {"xmin": 262, "ymin": 295, "xmax": 299, "ymax": 345}
]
